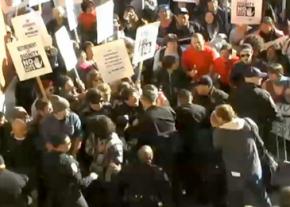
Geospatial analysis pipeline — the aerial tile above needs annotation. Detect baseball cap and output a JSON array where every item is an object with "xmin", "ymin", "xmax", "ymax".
[
  {"xmin": 158, "ymin": 4, "xmax": 170, "ymax": 12},
  {"xmin": 195, "ymin": 75, "xmax": 213, "ymax": 87},
  {"xmin": 176, "ymin": 7, "xmax": 188, "ymax": 15},
  {"xmin": 244, "ymin": 67, "xmax": 267, "ymax": 78},
  {"xmin": 262, "ymin": 16, "xmax": 273, "ymax": 25}
]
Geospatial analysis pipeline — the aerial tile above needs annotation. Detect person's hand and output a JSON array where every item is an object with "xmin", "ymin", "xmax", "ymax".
[
  {"xmin": 108, "ymin": 163, "xmax": 121, "ymax": 174},
  {"xmin": 89, "ymin": 172, "xmax": 98, "ymax": 180}
]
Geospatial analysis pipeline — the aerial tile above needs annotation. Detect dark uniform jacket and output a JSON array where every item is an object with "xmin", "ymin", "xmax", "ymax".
[
  {"xmin": 117, "ymin": 162, "xmax": 172, "ymax": 207},
  {"xmin": 0, "ymin": 169, "xmax": 28, "ymax": 207},
  {"xmin": 193, "ymin": 87, "xmax": 229, "ymax": 114},
  {"xmin": 42, "ymin": 152, "xmax": 94, "ymax": 207},
  {"xmin": 229, "ymin": 83, "xmax": 280, "ymax": 151},
  {"xmin": 127, "ymin": 105, "xmax": 176, "ymax": 146}
]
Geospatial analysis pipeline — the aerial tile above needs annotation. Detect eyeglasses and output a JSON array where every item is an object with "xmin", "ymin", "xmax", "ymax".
[{"xmin": 240, "ymin": 54, "xmax": 251, "ymax": 58}]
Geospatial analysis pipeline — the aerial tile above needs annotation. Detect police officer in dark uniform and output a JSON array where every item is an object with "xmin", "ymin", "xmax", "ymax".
[
  {"xmin": 42, "ymin": 134, "xmax": 97, "ymax": 207},
  {"xmin": 117, "ymin": 145, "xmax": 173, "ymax": 207},
  {"xmin": 0, "ymin": 155, "xmax": 29, "ymax": 207},
  {"xmin": 229, "ymin": 67, "xmax": 280, "ymax": 153}
]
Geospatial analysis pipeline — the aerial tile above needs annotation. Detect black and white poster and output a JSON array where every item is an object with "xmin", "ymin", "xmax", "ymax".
[
  {"xmin": 231, "ymin": 0, "xmax": 263, "ymax": 25},
  {"xmin": 7, "ymin": 37, "xmax": 52, "ymax": 81},
  {"xmin": 133, "ymin": 22, "xmax": 160, "ymax": 64}
]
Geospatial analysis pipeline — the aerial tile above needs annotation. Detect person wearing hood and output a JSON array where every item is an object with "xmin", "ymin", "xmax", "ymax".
[{"xmin": 211, "ymin": 104, "xmax": 272, "ymax": 207}]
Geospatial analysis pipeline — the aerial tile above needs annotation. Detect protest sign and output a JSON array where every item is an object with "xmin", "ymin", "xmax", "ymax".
[
  {"xmin": 11, "ymin": 11, "xmax": 52, "ymax": 47},
  {"xmin": 96, "ymin": 0, "xmax": 114, "ymax": 43},
  {"xmin": 53, "ymin": 0, "xmax": 82, "ymax": 6},
  {"xmin": 92, "ymin": 39, "xmax": 134, "ymax": 83},
  {"xmin": 7, "ymin": 37, "xmax": 52, "ymax": 81},
  {"xmin": 29, "ymin": 0, "xmax": 50, "ymax": 7},
  {"xmin": 55, "ymin": 27, "xmax": 77, "ymax": 71},
  {"xmin": 231, "ymin": 0, "xmax": 263, "ymax": 25},
  {"xmin": 172, "ymin": 0, "xmax": 199, "ymax": 3},
  {"xmin": 0, "ymin": 9, "xmax": 6, "ymax": 87},
  {"xmin": 65, "ymin": 0, "xmax": 78, "ymax": 31},
  {"xmin": 272, "ymin": 103, "xmax": 290, "ymax": 140},
  {"xmin": 0, "ymin": 0, "xmax": 23, "ymax": 14},
  {"xmin": 132, "ymin": 22, "xmax": 160, "ymax": 64}
]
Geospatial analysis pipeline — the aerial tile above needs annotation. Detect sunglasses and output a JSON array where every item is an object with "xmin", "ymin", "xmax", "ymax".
[{"xmin": 240, "ymin": 54, "xmax": 251, "ymax": 58}]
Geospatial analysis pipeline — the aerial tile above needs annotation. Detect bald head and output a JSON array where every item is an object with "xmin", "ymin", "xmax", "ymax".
[
  {"xmin": 138, "ymin": 145, "xmax": 154, "ymax": 164},
  {"xmin": 191, "ymin": 33, "xmax": 205, "ymax": 51}
]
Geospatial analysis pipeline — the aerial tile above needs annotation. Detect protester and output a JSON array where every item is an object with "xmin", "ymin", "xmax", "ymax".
[
  {"xmin": 182, "ymin": 33, "xmax": 218, "ymax": 80},
  {"xmin": 211, "ymin": 104, "xmax": 272, "ymax": 207},
  {"xmin": 2, "ymin": 1, "xmax": 290, "ymax": 206}
]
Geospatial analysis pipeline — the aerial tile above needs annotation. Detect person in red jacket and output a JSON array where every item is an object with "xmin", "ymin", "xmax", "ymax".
[
  {"xmin": 213, "ymin": 43, "xmax": 239, "ymax": 91},
  {"xmin": 181, "ymin": 33, "xmax": 218, "ymax": 81}
]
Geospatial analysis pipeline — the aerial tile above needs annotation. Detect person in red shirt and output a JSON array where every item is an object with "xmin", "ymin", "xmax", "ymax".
[
  {"xmin": 181, "ymin": 33, "xmax": 218, "ymax": 80},
  {"xmin": 78, "ymin": 0, "xmax": 97, "ymax": 42},
  {"xmin": 213, "ymin": 43, "xmax": 239, "ymax": 91}
]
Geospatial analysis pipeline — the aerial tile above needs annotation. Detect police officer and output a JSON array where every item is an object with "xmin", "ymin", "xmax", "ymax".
[
  {"xmin": 117, "ymin": 145, "xmax": 173, "ymax": 207},
  {"xmin": 0, "ymin": 154, "xmax": 29, "ymax": 207},
  {"xmin": 42, "ymin": 134, "xmax": 97, "ymax": 207}
]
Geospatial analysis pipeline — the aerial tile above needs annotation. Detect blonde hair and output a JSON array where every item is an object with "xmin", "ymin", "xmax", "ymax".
[{"xmin": 215, "ymin": 104, "xmax": 237, "ymax": 122}]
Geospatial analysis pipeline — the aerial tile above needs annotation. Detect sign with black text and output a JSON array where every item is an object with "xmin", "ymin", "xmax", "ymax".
[
  {"xmin": 92, "ymin": 39, "xmax": 134, "ymax": 83},
  {"xmin": 231, "ymin": 0, "xmax": 263, "ymax": 25},
  {"xmin": 11, "ymin": 11, "xmax": 52, "ymax": 47},
  {"xmin": 133, "ymin": 22, "xmax": 160, "ymax": 64},
  {"xmin": 7, "ymin": 37, "xmax": 52, "ymax": 81}
]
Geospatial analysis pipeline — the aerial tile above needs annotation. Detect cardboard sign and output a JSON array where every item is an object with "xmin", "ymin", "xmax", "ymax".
[
  {"xmin": 231, "ymin": 0, "xmax": 263, "ymax": 25},
  {"xmin": 0, "ymin": 0, "xmax": 23, "ymax": 14},
  {"xmin": 11, "ymin": 11, "xmax": 52, "ymax": 47},
  {"xmin": 133, "ymin": 22, "xmax": 160, "ymax": 64},
  {"xmin": 172, "ymin": 0, "xmax": 198, "ymax": 3},
  {"xmin": 0, "ymin": 9, "xmax": 6, "ymax": 87},
  {"xmin": 29, "ymin": 0, "xmax": 50, "ymax": 7},
  {"xmin": 55, "ymin": 27, "xmax": 77, "ymax": 71},
  {"xmin": 7, "ymin": 37, "xmax": 52, "ymax": 81},
  {"xmin": 53, "ymin": 0, "xmax": 82, "ymax": 6},
  {"xmin": 96, "ymin": 0, "xmax": 114, "ymax": 43},
  {"xmin": 92, "ymin": 39, "xmax": 134, "ymax": 83},
  {"xmin": 65, "ymin": 0, "xmax": 78, "ymax": 31}
]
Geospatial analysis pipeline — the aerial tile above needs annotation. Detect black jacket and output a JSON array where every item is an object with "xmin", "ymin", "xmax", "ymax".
[
  {"xmin": 193, "ymin": 87, "xmax": 229, "ymax": 114},
  {"xmin": 0, "ymin": 169, "xmax": 28, "ymax": 207},
  {"xmin": 229, "ymin": 83, "xmax": 279, "ymax": 125}
]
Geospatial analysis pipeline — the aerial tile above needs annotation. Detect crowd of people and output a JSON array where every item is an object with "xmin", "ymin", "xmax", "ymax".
[{"xmin": 1, "ymin": 0, "xmax": 290, "ymax": 206}]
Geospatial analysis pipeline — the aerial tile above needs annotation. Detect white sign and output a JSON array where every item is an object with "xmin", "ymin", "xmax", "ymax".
[
  {"xmin": 65, "ymin": 0, "xmax": 78, "ymax": 31},
  {"xmin": 133, "ymin": 22, "xmax": 160, "ymax": 64},
  {"xmin": 55, "ymin": 27, "xmax": 77, "ymax": 71},
  {"xmin": 7, "ymin": 37, "xmax": 52, "ymax": 81},
  {"xmin": 53, "ymin": 0, "xmax": 82, "ymax": 6},
  {"xmin": 231, "ymin": 0, "xmax": 263, "ymax": 25},
  {"xmin": 172, "ymin": 0, "xmax": 198, "ymax": 3},
  {"xmin": 0, "ymin": 9, "xmax": 6, "ymax": 87},
  {"xmin": 29, "ymin": 0, "xmax": 50, "ymax": 7},
  {"xmin": 92, "ymin": 39, "xmax": 134, "ymax": 83},
  {"xmin": 0, "ymin": 0, "xmax": 23, "ymax": 14},
  {"xmin": 11, "ymin": 11, "xmax": 52, "ymax": 47},
  {"xmin": 272, "ymin": 103, "xmax": 290, "ymax": 140},
  {"xmin": 96, "ymin": 0, "xmax": 114, "ymax": 43}
]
